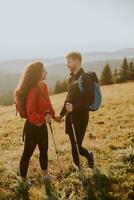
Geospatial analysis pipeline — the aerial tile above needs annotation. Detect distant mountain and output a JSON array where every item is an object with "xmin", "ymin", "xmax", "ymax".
[
  {"xmin": 83, "ymin": 48, "xmax": 134, "ymax": 62},
  {"xmin": 0, "ymin": 48, "xmax": 134, "ymax": 92},
  {"xmin": 0, "ymin": 48, "xmax": 134, "ymax": 73},
  {"xmin": 46, "ymin": 58, "xmax": 134, "ymax": 87}
]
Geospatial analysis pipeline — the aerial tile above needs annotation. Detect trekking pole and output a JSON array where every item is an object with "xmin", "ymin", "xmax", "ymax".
[
  {"xmin": 48, "ymin": 122, "xmax": 63, "ymax": 173},
  {"xmin": 70, "ymin": 112, "xmax": 81, "ymax": 168}
]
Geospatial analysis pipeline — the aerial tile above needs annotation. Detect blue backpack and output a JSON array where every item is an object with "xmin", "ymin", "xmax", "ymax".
[{"xmin": 77, "ymin": 71, "xmax": 102, "ymax": 111}]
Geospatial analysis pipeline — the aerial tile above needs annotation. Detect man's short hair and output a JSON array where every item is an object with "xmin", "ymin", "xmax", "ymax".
[{"xmin": 66, "ymin": 52, "xmax": 82, "ymax": 63}]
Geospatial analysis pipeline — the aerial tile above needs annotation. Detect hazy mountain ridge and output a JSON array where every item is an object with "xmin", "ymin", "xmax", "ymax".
[
  {"xmin": 0, "ymin": 48, "xmax": 134, "ymax": 92},
  {"xmin": 0, "ymin": 48, "xmax": 134, "ymax": 73}
]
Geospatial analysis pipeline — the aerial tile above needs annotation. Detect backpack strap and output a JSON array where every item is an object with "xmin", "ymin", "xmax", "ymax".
[{"xmin": 77, "ymin": 74, "xmax": 84, "ymax": 93}]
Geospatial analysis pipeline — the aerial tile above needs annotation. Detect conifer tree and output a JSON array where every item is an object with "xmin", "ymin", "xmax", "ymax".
[
  {"xmin": 54, "ymin": 79, "xmax": 68, "ymax": 94},
  {"xmin": 120, "ymin": 58, "xmax": 129, "ymax": 82},
  {"xmin": 129, "ymin": 61, "xmax": 134, "ymax": 80},
  {"xmin": 100, "ymin": 63, "xmax": 113, "ymax": 85}
]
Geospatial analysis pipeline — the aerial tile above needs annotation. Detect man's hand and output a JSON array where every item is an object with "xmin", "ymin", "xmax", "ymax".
[
  {"xmin": 66, "ymin": 102, "xmax": 73, "ymax": 113},
  {"xmin": 45, "ymin": 114, "xmax": 52, "ymax": 123},
  {"xmin": 54, "ymin": 115, "xmax": 62, "ymax": 123}
]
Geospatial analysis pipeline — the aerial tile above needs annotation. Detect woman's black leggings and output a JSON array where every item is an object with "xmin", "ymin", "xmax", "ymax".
[{"xmin": 20, "ymin": 120, "xmax": 48, "ymax": 177}]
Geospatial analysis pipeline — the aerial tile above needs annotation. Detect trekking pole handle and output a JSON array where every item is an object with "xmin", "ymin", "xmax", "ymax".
[{"xmin": 45, "ymin": 111, "xmax": 52, "ymax": 125}]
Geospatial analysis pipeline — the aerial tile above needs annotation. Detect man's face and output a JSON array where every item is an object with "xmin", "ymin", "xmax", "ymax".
[{"xmin": 66, "ymin": 58, "xmax": 80, "ymax": 73}]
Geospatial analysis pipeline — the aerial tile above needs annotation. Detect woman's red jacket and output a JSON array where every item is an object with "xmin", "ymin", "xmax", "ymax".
[{"xmin": 26, "ymin": 83, "xmax": 55, "ymax": 125}]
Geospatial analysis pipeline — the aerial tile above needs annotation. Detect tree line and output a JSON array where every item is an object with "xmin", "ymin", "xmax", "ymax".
[
  {"xmin": 53, "ymin": 57, "xmax": 134, "ymax": 93},
  {"xmin": 0, "ymin": 57, "xmax": 134, "ymax": 105},
  {"xmin": 100, "ymin": 58, "xmax": 134, "ymax": 85},
  {"xmin": 53, "ymin": 79, "xmax": 68, "ymax": 94},
  {"xmin": 0, "ymin": 79, "xmax": 68, "ymax": 106}
]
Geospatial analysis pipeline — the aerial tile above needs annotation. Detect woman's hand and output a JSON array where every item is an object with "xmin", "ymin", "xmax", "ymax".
[
  {"xmin": 45, "ymin": 114, "xmax": 52, "ymax": 123},
  {"xmin": 54, "ymin": 115, "xmax": 62, "ymax": 123}
]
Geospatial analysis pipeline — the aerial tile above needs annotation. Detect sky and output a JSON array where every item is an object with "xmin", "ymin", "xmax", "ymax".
[{"xmin": 0, "ymin": 0, "xmax": 134, "ymax": 60}]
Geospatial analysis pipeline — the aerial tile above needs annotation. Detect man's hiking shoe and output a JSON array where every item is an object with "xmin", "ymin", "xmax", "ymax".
[{"xmin": 88, "ymin": 151, "xmax": 94, "ymax": 169}]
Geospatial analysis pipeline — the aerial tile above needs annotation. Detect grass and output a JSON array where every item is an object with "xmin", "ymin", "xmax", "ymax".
[{"xmin": 0, "ymin": 82, "xmax": 134, "ymax": 200}]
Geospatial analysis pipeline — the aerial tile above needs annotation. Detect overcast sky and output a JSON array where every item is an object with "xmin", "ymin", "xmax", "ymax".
[{"xmin": 0, "ymin": 0, "xmax": 134, "ymax": 60}]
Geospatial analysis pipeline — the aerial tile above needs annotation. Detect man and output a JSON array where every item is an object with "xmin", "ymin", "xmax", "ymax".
[{"xmin": 57, "ymin": 52, "xmax": 94, "ymax": 169}]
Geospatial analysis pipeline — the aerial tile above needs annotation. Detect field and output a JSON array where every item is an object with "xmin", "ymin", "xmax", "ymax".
[{"xmin": 0, "ymin": 82, "xmax": 134, "ymax": 200}]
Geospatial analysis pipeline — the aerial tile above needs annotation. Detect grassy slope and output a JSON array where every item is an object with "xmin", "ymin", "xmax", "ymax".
[{"xmin": 0, "ymin": 82, "xmax": 134, "ymax": 200}]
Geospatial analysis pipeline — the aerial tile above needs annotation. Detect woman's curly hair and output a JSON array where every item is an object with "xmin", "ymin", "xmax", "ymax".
[{"xmin": 14, "ymin": 61, "xmax": 44, "ymax": 113}]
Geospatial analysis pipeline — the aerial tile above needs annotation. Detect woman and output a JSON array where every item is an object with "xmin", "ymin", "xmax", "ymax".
[{"xmin": 14, "ymin": 61, "xmax": 56, "ymax": 183}]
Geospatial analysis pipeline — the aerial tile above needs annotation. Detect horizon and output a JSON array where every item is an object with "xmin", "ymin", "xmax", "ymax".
[
  {"xmin": 0, "ymin": 47, "xmax": 134, "ymax": 62},
  {"xmin": 0, "ymin": 0, "xmax": 134, "ymax": 60}
]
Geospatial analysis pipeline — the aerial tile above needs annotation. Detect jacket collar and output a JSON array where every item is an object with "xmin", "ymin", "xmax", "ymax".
[{"xmin": 70, "ymin": 68, "xmax": 85, "ymax": 79}]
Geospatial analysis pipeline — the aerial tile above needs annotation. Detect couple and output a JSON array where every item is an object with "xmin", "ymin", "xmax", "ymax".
[{"xmin": 14, "ymin": 52, "xmax": 94, "ymax": 183}]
